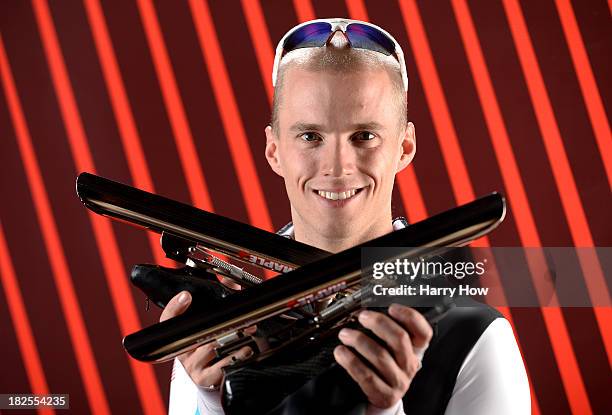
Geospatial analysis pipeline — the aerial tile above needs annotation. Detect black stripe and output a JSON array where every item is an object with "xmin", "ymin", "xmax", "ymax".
[
  {"xmin": 570, "ymin": 0, "xmax": 612, "ymax": 120},
  {"xmin": 416, "ymin": 0, "xmax": 520, "ymax": 243},
  {"xmin": 366, "ymin": 0, "xmax": 458, "ymax": 217},
  {"xmin": 207, "ymin": 0, "xmax": 290, "ymax": 229},
  {"xmin": 0, "ymin": 25, "xmax": 90, "ymax": 411},
  {"xmin": 152, "ymin": 0, "xmax": 251, "ymax": 224},
  {"xmin": 0, "ymin": 269, "xmax": 33, "ymax": 399},
  {"xmin": 468, "ymin": 0, "xmax": 574, "ymax": 247},
  {"xmin": 521, "ymin": 0, "xmax": 612, "ymax": 246},
  {"xmin": 562, "ymin": 307, "xmax": 612, "ymax": 415},
  {"xmin": 0, "ymin": 66, "xmax": 42, "ymax": 405},
  {"xmin": 261, "ymin": 0, "xmax": 299, "ymax": 48},
  {"xmin": 311, "ymin": 0, "xmax": 349, "ymax": 18},
  {"xmin": 510, "ymin": 308, "xmax": 572, "ymax": 414},
  {"xmin": 100, "ymin": 0, "xmax": 192, "ymax": 206}
]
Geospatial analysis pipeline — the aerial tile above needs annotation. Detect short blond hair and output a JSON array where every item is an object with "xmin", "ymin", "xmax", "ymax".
[{"xmin": 271, "ymin": 44, "xmax": 407, "ymax": 133}]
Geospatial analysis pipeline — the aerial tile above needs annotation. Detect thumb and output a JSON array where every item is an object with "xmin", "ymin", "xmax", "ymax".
[{"xmin": 160, "ymin": 291, "xmax": 192, "ymax": 322}]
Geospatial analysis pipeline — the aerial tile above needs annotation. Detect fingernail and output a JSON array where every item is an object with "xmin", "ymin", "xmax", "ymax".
[
  {"xmin": 338, "ymin": 329, "xmax": 351, "ymax": 340},
  {"xmin": 389, "ymin": 303, "xmax": 401, "ymax": 314},
  {"xmin": 358, "ymin": 310, "xmax": 372, "ymax": 322},
  {"xmin": 178, "ymin": 292, "xmax": 190, "ymax": 304}
]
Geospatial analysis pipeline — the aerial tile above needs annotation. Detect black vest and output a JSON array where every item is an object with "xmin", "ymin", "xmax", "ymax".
[{"xmin": 222, "ymin": 297, "xmax": 502, "ymax": 415}]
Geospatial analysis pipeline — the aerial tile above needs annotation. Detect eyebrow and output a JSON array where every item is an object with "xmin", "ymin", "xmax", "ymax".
[
  {"xmin": 288, "ymin": 121, "xmax": 386, "ymax": 133},
  {"xmin": 289, "ymin": 122, "xmax": 324, "ymax": 133},
  {"xmin": 352, "ymin": 122, "xmax": 386, "ymax": 131}
]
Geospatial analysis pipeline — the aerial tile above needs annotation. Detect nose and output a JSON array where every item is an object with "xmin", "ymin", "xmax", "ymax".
[{"xmin": 321, "ymin": 139, "xmax": 355, "ymax": 177}]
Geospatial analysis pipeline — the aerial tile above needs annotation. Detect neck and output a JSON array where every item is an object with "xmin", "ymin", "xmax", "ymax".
[{"xmin": 291, "ymin": 211, "xmax": 394, "ymax": 253}]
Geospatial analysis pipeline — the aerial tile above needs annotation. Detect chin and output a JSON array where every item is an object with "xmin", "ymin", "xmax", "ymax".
[{"xmin": 314, "ymin": 217, "xmax": 358, "ymax": 239}]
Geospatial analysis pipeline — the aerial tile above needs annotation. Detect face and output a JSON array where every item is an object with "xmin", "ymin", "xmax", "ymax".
[{"xmin": 265, "ymin": 66, "xmax": 415, "ymax": 240}]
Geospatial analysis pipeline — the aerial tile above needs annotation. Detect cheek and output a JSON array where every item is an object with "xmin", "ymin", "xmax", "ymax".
[
  {"xmin": 357, "ymin": 148, "xmax": 397, "ymax": 185},
  {"xmin": 280, "ymin": 145, "xmax": 318, "ymax": 184}
]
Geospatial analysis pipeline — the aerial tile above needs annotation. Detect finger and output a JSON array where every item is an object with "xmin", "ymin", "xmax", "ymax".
[
  {"xmin": 388, "ymin": 304, "xmax": 433, "ymax": 348},
  {"xmin": 180, "ymin": 342, "xmax": 217, "ymax": 372},
  {"xmin": 160, "ymin": 291, "xmax": 192, "ymax": 322},
  {"xmin": 338, "ymin": 327, "xmax": 406, "ymax": 389},
  {"xmin": 209, "ymin": 346, "xmax": 254, "ymax": 372},
  {"xmin": 357, "ymin": 310, "xmax": 413, "ymax": 371},
  {"xmin": 334, "ymin": 345, "xmax": 397, "ymax": 409},
  {"xmin": 191, "ymin": 346, "xmax": 253, "ymax": 388},
  {"xmin": 244, "ymin": 325, "xmax": 258, "ymax": 335}
]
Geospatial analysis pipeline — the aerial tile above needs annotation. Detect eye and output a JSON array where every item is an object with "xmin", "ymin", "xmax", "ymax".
[
  {"xmin": 351, "ymin": 131, "xmax": 376, "ymax": 141},
  {"xmin": 299, "ymin": 132, "xmax": 322, "ymax": 142}
]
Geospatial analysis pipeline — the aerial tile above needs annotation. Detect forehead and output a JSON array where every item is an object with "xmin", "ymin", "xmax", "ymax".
[{"xmin": 279, "ymin": 66, "xmax": 398, "ymax": 131}]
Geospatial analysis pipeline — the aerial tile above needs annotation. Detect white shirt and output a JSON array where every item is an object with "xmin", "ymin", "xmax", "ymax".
[{"xmin": 168, "ymin": 316, "xmax": 530, "ymax": 415}]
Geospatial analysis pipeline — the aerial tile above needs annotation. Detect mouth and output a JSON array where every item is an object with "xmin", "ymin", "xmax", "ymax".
[{"xmin": 313, "ymin": 187, "xmax": 366, "ymax": 204}]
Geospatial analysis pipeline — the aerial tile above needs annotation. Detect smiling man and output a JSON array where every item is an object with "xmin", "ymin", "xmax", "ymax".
[
  {"xmin": 264, "ymin": 37, "xmax": 413, "ymax": 254},
  {"xmin": 164, "ymin": 18, "xmax": 530, "ymax": 415}
]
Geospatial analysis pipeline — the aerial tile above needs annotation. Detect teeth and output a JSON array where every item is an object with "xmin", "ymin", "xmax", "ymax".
[{"xmin": 317, "ymin": 189, "xmax": 358, "ymax": 200}]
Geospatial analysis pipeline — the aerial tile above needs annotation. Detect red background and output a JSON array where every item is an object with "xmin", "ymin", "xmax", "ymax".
[{"xmin": 0, "ymin": 0, "xmax": 610, "ymax": 414}]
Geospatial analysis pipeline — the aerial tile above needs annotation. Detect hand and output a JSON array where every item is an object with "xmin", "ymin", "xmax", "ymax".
[
  {"xmin": 160, "ymin": 290, "xmax": 253, "ymax": 388},
  {"xmin": 333, "ymin": 303, "xmax": 433, "ymax": 409}
]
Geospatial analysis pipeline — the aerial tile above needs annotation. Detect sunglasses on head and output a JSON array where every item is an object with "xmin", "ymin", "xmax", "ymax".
[{"xmin": 272, "ymin": 19, "xmax": 408, "ymax": 91}]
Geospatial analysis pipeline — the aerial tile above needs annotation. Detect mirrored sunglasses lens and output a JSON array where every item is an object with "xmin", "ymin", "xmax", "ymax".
[
  {"xmin": 283, "ymin": 22, "xmax": 332, "ymax": 51},
  {"xmin": 346, "ymin": 23, "xmax": 395, "ymax": 56}
]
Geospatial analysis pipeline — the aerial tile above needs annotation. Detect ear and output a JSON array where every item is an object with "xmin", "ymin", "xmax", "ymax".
[
  {"xmin": 396, "ymin": 122, "xmax": 416, "ymax": 173},
  {"xmin": 265, "ymin": 125, "xmax": 284, "ymax": 177}
]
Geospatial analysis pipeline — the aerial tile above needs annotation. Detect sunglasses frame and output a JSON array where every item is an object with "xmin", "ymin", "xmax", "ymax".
[{"xmin": 272, "ymin": 18, "xmax": 408, "ymax": 92}]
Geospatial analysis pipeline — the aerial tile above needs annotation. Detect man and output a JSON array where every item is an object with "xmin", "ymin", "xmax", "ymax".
[{"xmin": 164, "ymin": 18, "xmax": 530, "ymax": 415}]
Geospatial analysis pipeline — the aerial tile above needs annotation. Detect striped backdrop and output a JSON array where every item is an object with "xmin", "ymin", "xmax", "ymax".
[{"xmin": 0, "ymin": 0, "xmax": 610, "ymax": 414}]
